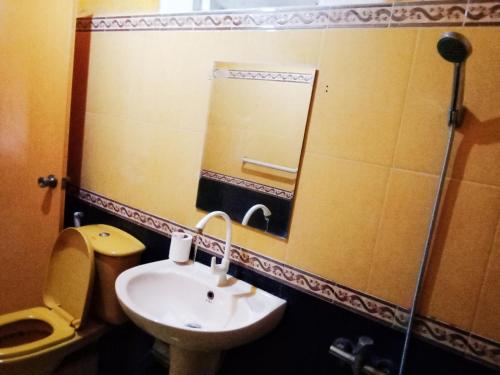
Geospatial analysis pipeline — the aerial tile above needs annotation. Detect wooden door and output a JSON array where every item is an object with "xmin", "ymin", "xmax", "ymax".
[{"xmin": 0, "ymin": 1, "xmax": 76, "ymax": 313}]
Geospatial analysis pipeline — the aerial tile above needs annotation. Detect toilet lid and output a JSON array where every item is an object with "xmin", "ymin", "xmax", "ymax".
[{"xmin": 43, "ymin": 228, "xmax": 94, "ymax": 329}]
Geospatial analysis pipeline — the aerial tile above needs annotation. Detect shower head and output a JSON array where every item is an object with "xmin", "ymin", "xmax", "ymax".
[
  {"xmin": 437, "ymin": 32, "xmax": 472, "ymax": 63},
  {"xmin": 437, "ymin": 32, "xmax": 472, "ymax": 128}
]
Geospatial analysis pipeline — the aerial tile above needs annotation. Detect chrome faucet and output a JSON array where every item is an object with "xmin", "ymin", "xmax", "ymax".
[
  {"xmin": 242, "ymin": 204, "xmax": 271, "ymax": 226},
  {"xmin": 73, "ymin": 212, "xmax": 84, "ymax": 228},
  {"xmin": 195, "ymin": 211, "xmax": 232, "ymax": 287}
]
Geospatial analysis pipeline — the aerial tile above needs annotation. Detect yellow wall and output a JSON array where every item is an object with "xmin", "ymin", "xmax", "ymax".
[
  {"xmin": 71, "ymin": 27, "xmax": 500, "ymax": 342},
  {"xmin": 78, "ymin": 0, "xmax": 159, "ymax": 15}
]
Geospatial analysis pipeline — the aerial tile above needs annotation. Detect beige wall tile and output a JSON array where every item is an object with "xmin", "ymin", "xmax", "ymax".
[
  {"xmin": 85, "ymin": 32, "xmax": 146, "ymax": 118},
  {"xmin": 306, "ymin": 28, "xmax": 417, "ymax": 166},
  {"xmin": 367, "ymin": 169, "xmax": 437, "ymax": 307},
  {"xmin": 81, "ymin": 112, "xmax": 204, "ymax": 226},
  {"xmin": 286, "ymin": 153, "xmax": 389, "ymax": 291},
  {"xmin": 473, "ymin": 220, "xmax": 500, "ymax": 342},
  {"xmin": 448, "ymin": 29, "xmax": 500, "ymax": 187},
  {"xmin": 394, "ymin": 28, "xmax": 500, "ymax": 187},
  {"xmin": 420, "ymin": 180, "xmax": 500, "ymax": 330},
  {"xmin": 132, "ymin": 31, "xmax": 252, "ymax": 132},
  {"xmin": 246, "ymin": 29, "xmax": 324, "ymax": 67},
  {"xmin": 393, "ymin": 28, "xmax": 459, "ymax": 176},
  {"xmin": 78, "ymin": 0, "xmax": 159, "ymax": 16}
]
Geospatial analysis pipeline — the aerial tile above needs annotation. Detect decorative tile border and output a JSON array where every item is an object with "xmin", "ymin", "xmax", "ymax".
[
  {"xmin": 71, "ymin": 185, "xmax": 500, "ymax": 369},
  {"xmin": 277, "ymin": 263, "xmax": 398, "ymax": 325},
  {"xmin": 395, "ymin": 310, "xmax": 470, "ymax": 355},
  {"xmin": 390, "ymin": 1, "xmax": 467, "ymax": 27},
  {"xmin": 465, "ymin": 1, "xmax": 500, "ymax": 25},
  {"xmin": 213, "ymin": 68, "xmax": 314, "ymax": 84},
  {"xmin": 223, "ymin": 7, "xmax": 334, "ymax": 29},
  {"xmin": 200, "ymin": 169, "xmax": 294, "ymax": 200},
  {"xmin": 467, "ymin": 334, "xmax": 500, "ymax": 368},
  {"xmin": 328, "ymin": 4, "xmax": 392, "ymax": 28},
  {"xmin": 395, "ymin": 310, "xmax": 500, "ymax": 368},
  {"xmin": 76, "ymin": 1, "xmax": 500, "ymax": 31}
]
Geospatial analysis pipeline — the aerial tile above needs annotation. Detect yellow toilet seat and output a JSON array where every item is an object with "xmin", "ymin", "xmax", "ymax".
[
  {"xmin": 0, "ymin": 307, "xmax": 75, "ymax": 360},
  {"xmin": 0, "ymin": 228, "xmax": 94, "ymax": 362}
]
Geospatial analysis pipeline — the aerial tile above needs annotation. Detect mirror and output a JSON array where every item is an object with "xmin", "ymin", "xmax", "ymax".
[{"xmin": 196, "ymin": 62, "xmax": 316, "ymax": 238}]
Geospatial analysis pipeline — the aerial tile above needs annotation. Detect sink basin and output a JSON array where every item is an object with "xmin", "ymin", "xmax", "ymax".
[{"xmin": 115, "ymin": 259, "xmax": 286, "ymax": 374}]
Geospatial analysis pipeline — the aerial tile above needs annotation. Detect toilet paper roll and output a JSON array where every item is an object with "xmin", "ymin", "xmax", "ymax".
[{"xmin": 168, "ymin": 232, "xmax": 193, "ymax": 263}]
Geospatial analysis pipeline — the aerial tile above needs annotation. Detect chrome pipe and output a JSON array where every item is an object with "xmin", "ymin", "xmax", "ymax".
[
  {"xmin": 329, "ymin": 345, "xmax": 388, "ymax": 375},
  {"xmin": 398, "ymin": 122, "xmax": 456, "ymax": 375}
]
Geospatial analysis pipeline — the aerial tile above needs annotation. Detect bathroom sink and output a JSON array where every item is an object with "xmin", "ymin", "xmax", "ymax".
[{"xmin": 115, "ymin": 259, "xmax": 285, "ymax": 374}]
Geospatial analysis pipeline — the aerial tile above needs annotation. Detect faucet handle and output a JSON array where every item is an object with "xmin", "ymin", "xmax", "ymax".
[
  {"xmin": 210, "ymin": 256, "xmax": 217, "ymax": 271},
  {"xmin": 354, "ymin": 336, "xmax": 374, "ymax": 354},
  {"xmin": 352, "ymin": 336, "xmax": 375, "ymax": 375},
  {"xmin": 211, "ymin": 256, "xmax": 229, "ymax": 286},
  {"xmin": 210, "ymin": 256, "xmax": 229, "ymax": 273}
]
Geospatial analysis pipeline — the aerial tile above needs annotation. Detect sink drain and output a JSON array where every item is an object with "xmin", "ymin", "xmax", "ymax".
[{"xmin": 185, "ymin": 322, "xmax": 202, "ymax": 329}]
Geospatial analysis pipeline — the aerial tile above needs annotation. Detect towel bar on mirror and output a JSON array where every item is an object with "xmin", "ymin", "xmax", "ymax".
[{"xmin": 242, "ymin": 157, "xmax": 298, "ymax": 174}]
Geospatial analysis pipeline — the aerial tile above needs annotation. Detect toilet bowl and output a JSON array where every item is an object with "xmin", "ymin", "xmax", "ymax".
[{"xmin": 0, "ymin": 225, "xmax": 145, "ymax": 375}]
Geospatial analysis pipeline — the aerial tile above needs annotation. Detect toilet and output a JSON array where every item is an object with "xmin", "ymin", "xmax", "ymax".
[{"xmin": 0, "ymin": 224, "xmax": 145, "ymax": 375}]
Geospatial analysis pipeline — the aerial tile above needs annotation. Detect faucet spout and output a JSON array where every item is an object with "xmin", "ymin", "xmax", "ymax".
[
  {"xmin": 242, "ymin": 204, "xmax": 271, "ymax": 226},
  {"xmin": 195, "ymin": 211, "xmax": 232, "ymax": 286}
]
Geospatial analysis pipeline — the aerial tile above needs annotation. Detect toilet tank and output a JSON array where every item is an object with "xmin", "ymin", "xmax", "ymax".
[{"xmin": 77, "ymin": 224, "xmax": 145, "ymax": 325}]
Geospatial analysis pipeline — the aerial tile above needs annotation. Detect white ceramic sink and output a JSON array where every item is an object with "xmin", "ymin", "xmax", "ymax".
[{"xmin": 115, "ymin": 259, "xmax": 286, "ymax": 374}]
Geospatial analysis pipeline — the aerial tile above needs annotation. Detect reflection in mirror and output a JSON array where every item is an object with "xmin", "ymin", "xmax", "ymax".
[{"xmin": 196, "ymin": 62, "xmax": 316, "ymax": 238}]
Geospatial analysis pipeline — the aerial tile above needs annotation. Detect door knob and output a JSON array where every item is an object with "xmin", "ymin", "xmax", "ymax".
[{"xmin": 38, "ymin": 175, "xmax": 58, "ymax": 188}]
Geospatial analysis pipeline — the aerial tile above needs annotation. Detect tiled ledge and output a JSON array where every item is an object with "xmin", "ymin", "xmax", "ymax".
[
  {"xmin": 76, "ymin": 1, "xmax": 500, "ymax": 31},
  {"xmin": 69, "ymin": 185, "xmax": 500, "ymax": 369}
]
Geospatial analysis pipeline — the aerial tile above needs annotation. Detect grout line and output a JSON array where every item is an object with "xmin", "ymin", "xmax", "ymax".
[
  {"xmin": 304, "ymin": 150, "xmax": 500, "ymax": 190},
  {"xmin": 315, "ymin": 27, "xmax": 327, "ymax": 70},
  {"xmin": 463, "ymin": 0, "xmax": 471, "ymax": 25},
  {"xmin": 446, "ymin": 176, "xmax": 500, "ymax": 190},
  {"xmin": 305, "ymin": 150, "xmax": 392, "ymax": 170},
  {"xmin": 390, "ymin": 28, "xmax": 420, "ymax": 168},
  {"xmin": 365, "ymin": 167, "xmax": 393, "ymax": 299},
  {"xmin": 83, "ymin": 110, "xmax": 203, "ymax": 136},
  {"xmin": 467, "ymin": 216, "xmax": 500, "ymax": 339},
  {"xmin": 387, "ymin": 0, "xmax": 396, "ymax": 28}
]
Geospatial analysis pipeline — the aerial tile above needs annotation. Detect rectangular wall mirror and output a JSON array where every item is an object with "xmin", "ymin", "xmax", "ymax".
[{"xmin": 196, "ymin": 62, "xmax": 316, "ymax": 238}]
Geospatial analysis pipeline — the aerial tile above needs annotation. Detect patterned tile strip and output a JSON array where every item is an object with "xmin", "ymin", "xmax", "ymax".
[
  {"xmin": 467, "ymin": 334, "xmax": 500, "ymax": 368},
  {"xmin": 278, "ymin": 263, "xmax": 398, "ymax": 325},
  {"xmin": 390, "ymin": 1, "xmax": 467, "ymax": 27},
  {"xmin": 327, "ymin": 4, "xmax": 392, "ymax": 28},
  {"xmin": 214, "ymin": 68, "xmax": 314, "ymax": 84},
  {"xmin": 200, "ymin": 169, "xmax": 294, "ymax": 200},
  {"xmin": 76, "ymin": 1, "xmax": 499, "ymax": 32},
  {"xmin": 395, "ymin": 310, "xmax": 470, "ymax": 355},
  {"xmin": 72, "ymin": 185, "xmax": 500, "ymax": 369},
  {"xmin": 465, "ymin": 1, "xmax": 500, "ymax": 25},
  {"xmin": 227, "ymin": 7, "xmax": 335, "ymax": 29}
]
